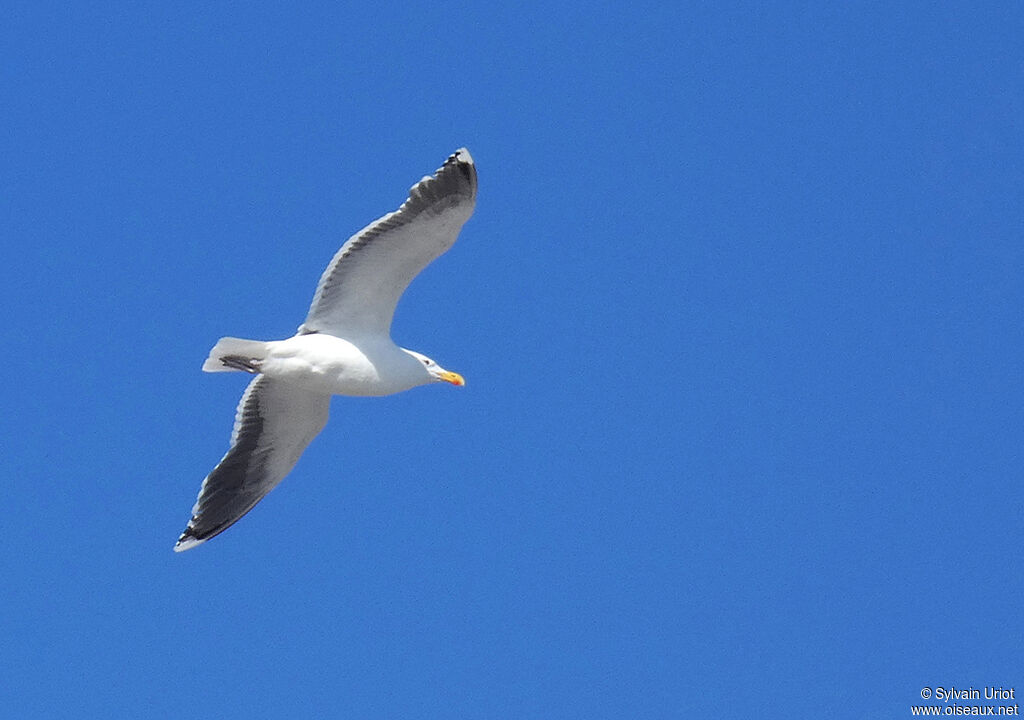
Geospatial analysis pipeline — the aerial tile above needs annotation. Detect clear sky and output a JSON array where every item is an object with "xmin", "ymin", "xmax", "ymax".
[{"xmin": 1, "ymin": 2, "xmax": 1021, "ymax": 718}]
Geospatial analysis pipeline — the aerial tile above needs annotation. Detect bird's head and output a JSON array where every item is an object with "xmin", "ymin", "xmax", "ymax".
[{"xmin": 404, "ymin": 349, "xmax": 465, "ymax": 387}]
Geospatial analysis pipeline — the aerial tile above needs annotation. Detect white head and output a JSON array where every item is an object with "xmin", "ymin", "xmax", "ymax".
[{"xmin": 404, "ymin": 349, "xmax": 465, "ymax": 387}]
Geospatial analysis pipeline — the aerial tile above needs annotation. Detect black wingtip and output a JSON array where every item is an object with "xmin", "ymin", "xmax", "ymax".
[
  {"xmin": 173, "ymin": 524, "xmax": 205, "ymax": 552},
  {"xmin": 434, "ymin": 147, "xmax": 477, "ymax": 200},
  {"xmin": 451, "ymin": 147, "xmax": 473, "ymax": 166},
  {"xmin": 451, "ymin": 148, "xmax": 475, "ymax": 188}
]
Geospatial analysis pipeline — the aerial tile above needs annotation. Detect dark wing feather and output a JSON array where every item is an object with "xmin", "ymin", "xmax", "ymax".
[
  {"xmin": 175, "ymin": 377, "xmax": 330, "ymax": 551},
  {"xmin": 299, "ymin": 148, "xmax": 477, "ymax": 338}
]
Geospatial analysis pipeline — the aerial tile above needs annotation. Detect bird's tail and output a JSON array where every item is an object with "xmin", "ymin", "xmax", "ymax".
[{"xmin": 202, "ymin": 337, "xmax": 270, "ymax": 374}]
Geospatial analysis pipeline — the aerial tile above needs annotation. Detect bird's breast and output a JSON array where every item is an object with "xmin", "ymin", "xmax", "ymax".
[{"xmin": 261, "ymin": 334, "xmax": 418, "ymax": 397}]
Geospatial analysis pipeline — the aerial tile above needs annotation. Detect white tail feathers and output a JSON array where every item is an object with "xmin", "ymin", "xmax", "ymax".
[{"xmin": 202, "ymin": 337, "xmax": 269, "ymax": 373}]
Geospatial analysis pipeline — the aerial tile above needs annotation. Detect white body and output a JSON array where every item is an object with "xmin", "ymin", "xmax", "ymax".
[{"xmin": 211, "ymin": 333, "xmax": 434, "ymax": 396}]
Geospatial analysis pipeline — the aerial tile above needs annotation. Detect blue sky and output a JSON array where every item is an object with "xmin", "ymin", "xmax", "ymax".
[{"xmin": 1, "ymin": 2, "xmax": 1022, "ymax": 717}]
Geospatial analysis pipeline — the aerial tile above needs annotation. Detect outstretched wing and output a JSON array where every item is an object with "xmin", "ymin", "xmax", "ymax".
[
  {"xmin": 175, "ymin": 377, "xmax": 331, "ymax": 551},
  {"xmin": 299, "ymin": 148, "xmax": 477, "ymax": 338}
]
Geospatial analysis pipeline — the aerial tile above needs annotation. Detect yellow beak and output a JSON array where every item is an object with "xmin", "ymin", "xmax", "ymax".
[{"xmin": 438, "ymin": 371, "xmax": 465, "ymax": 386}]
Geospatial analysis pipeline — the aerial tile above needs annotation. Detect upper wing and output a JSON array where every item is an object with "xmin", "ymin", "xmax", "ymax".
[
  {"xmin": 298, "ymin": 148, "xmax": 477, "ymax": 338},
  {"xmin": 174, "ymin": 376, "xmax": 331, "ymax": 551}
]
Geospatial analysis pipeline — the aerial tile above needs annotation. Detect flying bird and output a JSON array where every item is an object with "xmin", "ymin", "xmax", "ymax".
[{"xmin": 174, "ymin": 148, "xmax": 477, "ymax": 551}]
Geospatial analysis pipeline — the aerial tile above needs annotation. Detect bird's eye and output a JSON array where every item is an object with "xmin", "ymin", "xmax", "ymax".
[{"xmin": 422, "ymin": 359, "xmax": 430, "ymax": 365}]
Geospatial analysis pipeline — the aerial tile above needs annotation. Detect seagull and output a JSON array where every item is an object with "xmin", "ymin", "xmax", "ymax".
[{"xmin": 174, "ymin": 148, "xmax": 477, "ymax": 551}]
